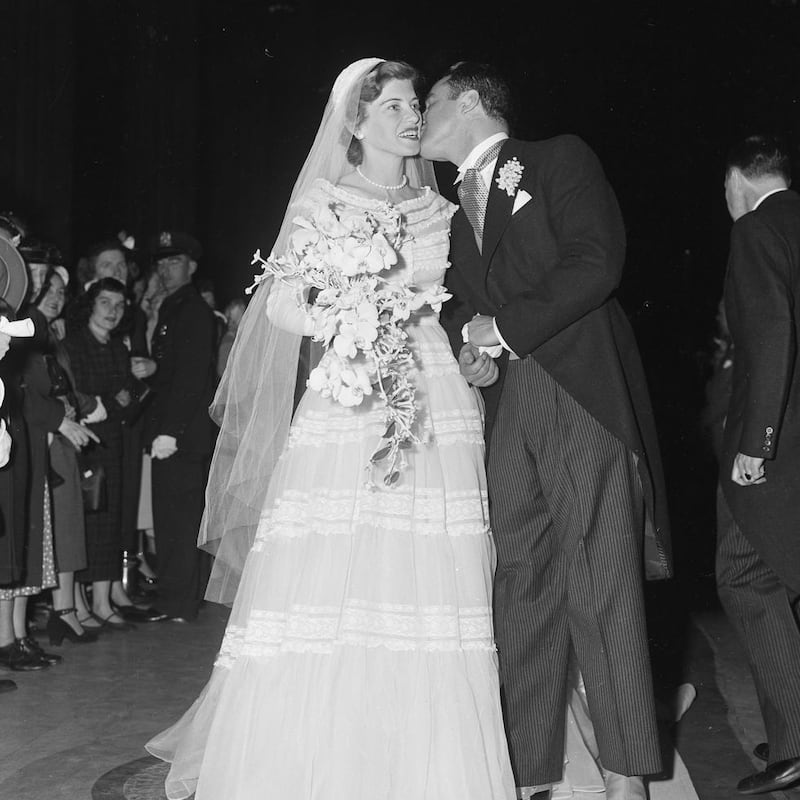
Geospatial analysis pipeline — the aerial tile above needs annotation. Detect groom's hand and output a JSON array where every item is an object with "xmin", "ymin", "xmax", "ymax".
[{"xmin": 458, "ymin": 343, "xmax": 499, "ymax": 387}]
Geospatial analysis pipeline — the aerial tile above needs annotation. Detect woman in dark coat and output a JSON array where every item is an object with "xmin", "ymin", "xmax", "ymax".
[
  {"xmin": 0, "ymin": 306, "xmax": 41, "ymax": 672},
  {"xmin": 64, "ymin": 278, "xmax": 148, "ymax": 631},
  {"xmin": 76, "ymin": 240, "xmax": 157, "ymax": 608},
  {"xmin": 23, "ymin": 268, "xmax": 100, "ymax": 645},
  {"xmin": 0, "ymin": 292, "xmax": 66, "ymax": 670}
]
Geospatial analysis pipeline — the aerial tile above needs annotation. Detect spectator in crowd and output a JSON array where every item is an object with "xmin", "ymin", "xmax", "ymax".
[
  {"xmin": 144, "ymin": 231, "xmax": 216, "ymax": 623},
  {"xmin": 64, "ymin": 278, "xmax": 156, "ymax": 631},
  {"xmin": 0, "ymin": 254, "xmax": 69, "ymax": 671},
  {"xmin": 25, "ymin": 266, "xmax": 101, "ymax": 645},
  {"xmin": 75, "ymin": 239, "xmax": 128, "ymax": 292},
  {"xmin": 132, "ymin": 268, "xmax": 167, "ymax": 590},
  {"xmin": 0, "ymin": 220, "xmax": 33, "ymax": 688},
  {"xmin": 76, "ymin": 238, "xmax": 157, "ymax": 608}
]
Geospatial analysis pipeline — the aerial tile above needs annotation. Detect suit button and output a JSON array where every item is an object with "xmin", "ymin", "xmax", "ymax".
[{"xmin": 766, "ymin": 426, "xmax": 774, "ymax": 434}]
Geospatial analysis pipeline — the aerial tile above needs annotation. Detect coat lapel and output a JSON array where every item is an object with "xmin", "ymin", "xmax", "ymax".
[{"xmin": 482, "ymin": 139, "xmax": 525, "ymax": 269}]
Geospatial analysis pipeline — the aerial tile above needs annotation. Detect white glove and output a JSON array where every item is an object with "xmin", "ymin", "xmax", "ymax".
[
  {"xmin": 461, "ymin": 322, "xmax": 503, "ymax": 358},
  {"xmin": 151, "ymin": 434, "xmax": 178, "ymax": 460},
  {"xmin": 0, "ymin": 316, "xmax": 35, "ymax": 338},
  {"xmin": 0, "ymin": 419, "xmax": 10, "ymax": 468},
  {"xmin": 0, "ymin": 318, "xmax": 35, "ymax": 465},
  {"xmin": 82, "ymin": 397, "xmax": 108, "ymax": 425}
]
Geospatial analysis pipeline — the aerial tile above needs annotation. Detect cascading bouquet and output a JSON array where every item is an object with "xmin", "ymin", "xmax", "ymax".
[{"xmin": 249, "ymin": 199, "xmax": 451, "ymax": 487}]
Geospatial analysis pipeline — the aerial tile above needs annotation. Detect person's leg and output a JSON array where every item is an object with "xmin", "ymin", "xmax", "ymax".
[
  {"xmin": 110, "ymin": 578, "xmax": 134, "ymax": 606},
  {"xmin": 563, "ymin": 434, "xmax": 661, "ymax": 776},
  {"xmin": 488, "ymin": 361, "xmax": 571, "ymax": 788},
  {"xmin": 152, "ymin": 454, "xmax": 206, "ymax": 620},
  {"xmin": 12, "ymin": 596, "xmax": 28, "ymax": 640},
  {"xmin": 716, "ymin": 489, "xmax": 800, "ymax": 763},
  {"xmin": 0, "ymin": 599, "xmax": 13, "ymax": 647},
  {"xmin": 51, "ymin": 572, "xmax": 83, "ymax": 635},
  {"xmin": 13, "ymin": 595, "xmax": 61, "ymax": 665},
  {"xmin": 0, "ymin": 597, "xmax": 47, "ymax": 671},
  {"xmin": 91, "ymin": 579, "xmax": 127, "ymax": 624}
]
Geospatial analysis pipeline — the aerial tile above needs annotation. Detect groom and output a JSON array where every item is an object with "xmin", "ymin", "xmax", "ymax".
[{"xmin": 421, "ymin": 62, "xmax": 672, "ymax": 797}]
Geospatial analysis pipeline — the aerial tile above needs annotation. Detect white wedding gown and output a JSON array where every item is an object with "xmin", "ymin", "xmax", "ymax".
[{"xmin": 147, "ymin": 182, "xmax": 517, "ymax": 800}]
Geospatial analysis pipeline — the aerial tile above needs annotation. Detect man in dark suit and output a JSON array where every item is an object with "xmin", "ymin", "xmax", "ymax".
[
  {"xmin": 717, "ymin": 134, "xmax": 800, "ymax": 796},
  {"xmin": 421, "ymin": 62, "xmax": 671, "ymax": 798},
  {"xmin": 146, "ymin": 231, "xmax": 217, "ymax": 622}
]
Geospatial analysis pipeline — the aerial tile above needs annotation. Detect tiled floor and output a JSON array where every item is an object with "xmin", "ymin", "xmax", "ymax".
[{"xmin": 0, "ymin": 583, "xmax": 798, "ymax": 800}]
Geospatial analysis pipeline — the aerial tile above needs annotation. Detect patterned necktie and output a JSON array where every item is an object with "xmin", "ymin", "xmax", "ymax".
[{"xmin": 457, "ymin": 140, "xmax": 505, "ymax": 251}]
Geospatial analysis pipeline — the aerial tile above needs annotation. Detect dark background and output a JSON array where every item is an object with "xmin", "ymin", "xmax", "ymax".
[{"xmin": 2, "ymin": 0, "xmax": 800, "ymax": 635}]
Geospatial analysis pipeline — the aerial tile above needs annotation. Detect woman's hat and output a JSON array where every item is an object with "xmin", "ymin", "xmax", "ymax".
[{"xmin": 0, "ymin": 234, "xmax": 30, "ymax": 312}]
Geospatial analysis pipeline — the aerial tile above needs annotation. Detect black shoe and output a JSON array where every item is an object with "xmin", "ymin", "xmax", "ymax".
[
  {"xmin": 0, "ymin": 679, "xmax": 16, "ymax": 693},
  {"xmin": 738, "ymin": 756, "xmax": 800, "ymax": 794},
  {"xmin": 47, "ymin": 609, "xmax": 99, "ymax": 645},
  {"xmin": 16, "ymin": 636, "xmax": 62, "ymax": 665},
  {"xmin": 753, "ymin": 742, "xmax": 769, "ymax": 762},
  {"xmin": 113, "ymin": 603, "xmax": 168, "ymax": 623},
  {"xmin": 0, "ymin": 641, "xmax": 48, "ymax": 671}
]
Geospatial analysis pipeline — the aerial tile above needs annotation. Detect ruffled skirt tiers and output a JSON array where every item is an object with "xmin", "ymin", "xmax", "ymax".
[{"xmin": 146, "ymin": 317, "xmax": 517, "ymax": 800}]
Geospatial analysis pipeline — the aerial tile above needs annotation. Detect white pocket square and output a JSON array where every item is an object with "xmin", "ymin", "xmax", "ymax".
[{"xmin": 512, "ymin": 189, "xmax": 532, "ymax": 214}]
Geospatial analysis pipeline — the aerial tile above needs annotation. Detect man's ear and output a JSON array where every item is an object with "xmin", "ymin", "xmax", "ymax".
[
  {"xmin": 458, "ymin": 89, "xmax": 481, "ymax": 115},
  {"xmin": 188, "ymin": 259, "xmax": 198, "ymax": 276}
]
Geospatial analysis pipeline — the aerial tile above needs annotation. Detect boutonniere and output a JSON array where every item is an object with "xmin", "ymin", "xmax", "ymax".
[{"xmin": 495, "ymin": 157, "xmax": 524, "ymax": 196}]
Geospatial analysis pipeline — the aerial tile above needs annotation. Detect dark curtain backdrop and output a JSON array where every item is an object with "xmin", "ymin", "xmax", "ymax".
[{"xmin": 0, "ymin": 0, "xmax": 75, "ymax": 254}]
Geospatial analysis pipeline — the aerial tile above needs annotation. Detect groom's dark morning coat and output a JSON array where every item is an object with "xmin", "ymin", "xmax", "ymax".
[{"xmin": 442, "ymin": 135, "xmax": 672, "ymax": 784}]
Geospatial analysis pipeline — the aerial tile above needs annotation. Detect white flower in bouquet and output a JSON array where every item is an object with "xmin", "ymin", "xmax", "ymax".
[{"xmin": 250, "ymin": 198, "xmax": 451, "ymax": 487}]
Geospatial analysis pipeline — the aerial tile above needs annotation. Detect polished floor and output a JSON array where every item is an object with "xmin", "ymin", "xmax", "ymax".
[{"xmin": 0, "ymin": 583, "xmax": 799, "ymax": 800}]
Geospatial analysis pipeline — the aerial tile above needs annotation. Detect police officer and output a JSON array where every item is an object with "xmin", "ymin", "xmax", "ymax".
[{"xmin": 146, "ymin": 231, "xmax": 216, "ymax": 622}]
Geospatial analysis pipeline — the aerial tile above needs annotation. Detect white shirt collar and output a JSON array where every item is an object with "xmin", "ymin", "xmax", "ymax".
[
  {"xmin": 455, "ymin": 132, "xmax": 509, "ymax": 184},
  {"xmin": 753, "ymin": 186, "xmax": 788, "ymax": 211}
]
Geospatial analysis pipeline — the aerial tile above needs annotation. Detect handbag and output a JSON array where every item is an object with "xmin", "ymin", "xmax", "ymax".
[{"xmin": 80, "ymin": 463, "xmax": 107, "ymax": 512}]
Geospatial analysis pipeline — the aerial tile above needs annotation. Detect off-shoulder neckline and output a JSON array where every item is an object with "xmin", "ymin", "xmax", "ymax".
[{"xmin": 315, "ymin": 179, "xmax": 436, "ymax": 210}]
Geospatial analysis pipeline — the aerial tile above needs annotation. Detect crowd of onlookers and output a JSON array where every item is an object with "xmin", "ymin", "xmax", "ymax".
[{"xmin": 0, "ymin": 212, "xmax": 246, "ymax": 693}]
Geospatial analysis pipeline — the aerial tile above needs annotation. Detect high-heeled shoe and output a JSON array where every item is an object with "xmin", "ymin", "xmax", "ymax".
[
  {"xmin": 47, "ymin": 608, "xmax": 99, "ymax": 645},
  {"xmin": 16, "ymin": 636, "xmax": 62, "ymax": 665},
  {"xmin": 95, "ymin": 613, "xmax": 136, "ymax": 631}
]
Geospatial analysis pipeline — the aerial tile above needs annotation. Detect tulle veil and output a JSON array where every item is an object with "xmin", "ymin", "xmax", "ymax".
[{"xmin": 199, "ymin": 57, "xmax": 439, "ymax": 605}]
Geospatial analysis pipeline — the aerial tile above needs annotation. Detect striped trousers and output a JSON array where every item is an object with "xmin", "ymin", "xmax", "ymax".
[
  {"xmin": 488, "ymin": 357, "xmax": 661, "ymax": 786},
  {"xmin": 716, "ymin": 488, "xmax": 800, "ymax": 764}
]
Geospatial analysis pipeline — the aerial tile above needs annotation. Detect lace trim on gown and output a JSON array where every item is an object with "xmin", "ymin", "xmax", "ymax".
[{"xmin": 215, "ymin": 601, "xmax": 495, "ymax": 665}]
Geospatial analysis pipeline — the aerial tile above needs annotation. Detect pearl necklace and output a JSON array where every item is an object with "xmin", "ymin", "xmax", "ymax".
[{"xmin": 356, "ymin": 166, "xmax": 408, "ymax": 191}]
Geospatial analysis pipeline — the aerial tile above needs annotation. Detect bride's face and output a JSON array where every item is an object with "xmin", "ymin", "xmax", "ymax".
[{"xmin": 356, "ymin": 79, "xmax": 421, "ymax": 159}]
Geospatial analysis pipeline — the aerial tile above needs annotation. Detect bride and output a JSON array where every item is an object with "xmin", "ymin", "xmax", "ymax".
[{"xmin": 146, "ymin": 57, "xmax": 517, "ymax": 800}]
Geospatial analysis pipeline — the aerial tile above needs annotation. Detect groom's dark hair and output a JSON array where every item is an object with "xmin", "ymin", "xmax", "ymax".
[{"xmin": 443, "ymin": 62, "xmax": 514, "ymax": 127}]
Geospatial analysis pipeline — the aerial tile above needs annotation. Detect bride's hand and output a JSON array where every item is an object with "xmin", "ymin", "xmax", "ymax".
[{"xmin": 458, "ymin": 343, "xmax": 499, "ymax": 388}]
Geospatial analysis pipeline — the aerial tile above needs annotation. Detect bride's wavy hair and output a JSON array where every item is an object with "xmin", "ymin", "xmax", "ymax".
[{"xmin": 345, "ymin": 60, "xmax": 423, "ymax": 166}]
